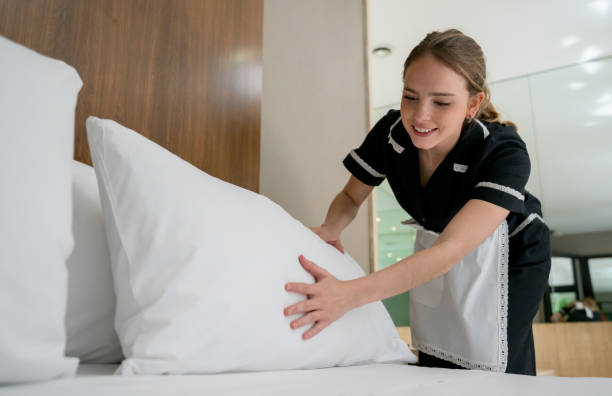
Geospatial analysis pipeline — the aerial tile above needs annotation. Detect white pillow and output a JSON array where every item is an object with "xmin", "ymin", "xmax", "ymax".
[
  {"xmin": 0, "ymin": 35, "xmax": 81, "ymax": 383},
  {"xmin": 65, "ymin": 160, "xmax": 123, "ymax": 363},
  {"xmin": 86, "ymin": 116, "xmax": 415, "ymax": 375}
]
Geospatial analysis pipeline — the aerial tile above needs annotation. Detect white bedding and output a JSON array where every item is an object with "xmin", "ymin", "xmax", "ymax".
[{"xmin": 1, "ymin": 363, "xmax": 609, "ymax": 396}]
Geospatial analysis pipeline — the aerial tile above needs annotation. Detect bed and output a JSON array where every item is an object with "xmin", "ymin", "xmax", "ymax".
[
  {"xmin": 2, "ymin": 363, "xmax": 610, "ymax": 396},
  {"xmin": 0, "ymin": 1, "xmax": 611, "ymax": 394}
]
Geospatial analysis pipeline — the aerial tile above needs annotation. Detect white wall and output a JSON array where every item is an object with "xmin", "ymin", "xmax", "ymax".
[{"xmin": 260, "ymin": 0, "xmax": 371, "ymax": 271}]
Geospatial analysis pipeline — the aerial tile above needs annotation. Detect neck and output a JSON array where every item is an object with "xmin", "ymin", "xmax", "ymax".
[{"xmin": 420, "ymin": 130, "xmax": 462, "ymax": 165}]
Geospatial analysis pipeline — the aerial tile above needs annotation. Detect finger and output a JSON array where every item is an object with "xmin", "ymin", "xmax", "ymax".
[
  {"xmin": 299, "ymin": 255, "xmax": 329, "ymax": 279},
  {"xmin": 309, "ymin": 226, "xmax": 322, "ymax": 234},
  {"xmin": 330, "ymin": 240, "xmax": 344, "ymax": 254},
  {"xmin": 303, "ymin": 320, "xmax": 329, "ymax": 340},
  {"xmin": 285, "ymin": 282, "xmax": 314, "ymax": 296},
  {"xmin": 310, "ymin": 227, "xmax": 326, "ymax": 239},
  {"xmin": 290, "ymin": 311, "xmax": 321, "ymax": 330},
  {"xmin": 283, "ymin": 298, "xmax": 316, "ymax": 316}
]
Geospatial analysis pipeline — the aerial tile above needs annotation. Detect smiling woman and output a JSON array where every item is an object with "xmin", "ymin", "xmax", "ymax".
[
  {"xmin": 400, "ymin": 53, "xmax": 484, "ymax": 186},
  {"xmin": 285, "ymin": 29, "xmax": 551, "ymax": 376}
]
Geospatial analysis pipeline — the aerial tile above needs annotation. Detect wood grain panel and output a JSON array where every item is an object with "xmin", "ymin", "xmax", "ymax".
[
  {"xmin": 0, "ymin": 0, "xmax": 262, "ymax": 191},
  {"xmin": 396, "ymin": 326, "xmax": 412, "ymax": 345},
  {"xmin": 399, "ymin": 324, "xmax": 612, "ymax": 377},
  {"xmin": 396, "ymin": 326, "xmax": 418, "ymax": 357},
  {"xmin": 533, "ymin": 322, "xmax": 612, "ymax": 377}
]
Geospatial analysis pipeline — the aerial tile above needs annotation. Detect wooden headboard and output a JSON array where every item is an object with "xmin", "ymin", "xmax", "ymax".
[{"xmin": 0, "ymin": 0, "xmax": 262, "ymax": 192}]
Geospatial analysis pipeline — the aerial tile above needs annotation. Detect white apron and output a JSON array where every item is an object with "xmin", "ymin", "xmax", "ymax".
[{"xmin": 403, "ymin": 218, "xmax": 509, "ymax": 372}]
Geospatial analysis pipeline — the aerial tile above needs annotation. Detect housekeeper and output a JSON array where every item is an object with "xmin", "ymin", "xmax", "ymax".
[{"xmin": 283, "ymin": 29, "xmax": 551, "ymax": 375}]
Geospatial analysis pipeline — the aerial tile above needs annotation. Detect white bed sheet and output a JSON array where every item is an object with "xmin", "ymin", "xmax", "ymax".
[{"xmin": 1, "ymin": 363, "xmax": 609, "ymax": 396}]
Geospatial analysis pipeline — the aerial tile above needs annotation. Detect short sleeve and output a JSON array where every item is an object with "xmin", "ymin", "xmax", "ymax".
[
  {"xmin": 343, "ymin": 110, "xmax": 397, "ymax": 186},
  {"xmin": 470, "ymin": 134, "xmax": 531, "ymax": 214}
]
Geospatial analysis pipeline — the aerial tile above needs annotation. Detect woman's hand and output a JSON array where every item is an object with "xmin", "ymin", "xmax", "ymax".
[
  {"xmin": 310, "ymin": 226, "xmax": 344, "ymax": 253},
  {"xmin": 284, "ymin": 255, "xmax": 357, "ymax": 340}
]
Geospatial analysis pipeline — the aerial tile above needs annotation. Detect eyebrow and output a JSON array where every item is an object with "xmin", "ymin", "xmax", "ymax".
[{"xmin": 404, "ymin": 87, "xmax": 456, "ymax": 97}]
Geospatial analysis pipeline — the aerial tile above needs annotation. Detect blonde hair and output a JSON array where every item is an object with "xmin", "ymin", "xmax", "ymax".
[
  {"xmin": 581, "ymin": 297, "xmax": 600, "ymax": 312},
  {"xmin": 403, "ymin": 29, "xmax": 516, "ymax": 130}
]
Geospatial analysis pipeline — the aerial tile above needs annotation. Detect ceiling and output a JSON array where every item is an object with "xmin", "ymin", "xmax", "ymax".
[
  {"xmin": 368, "ymin": 0, "xmax": 612, "ymax": 236},
  {"xmin": 368, "ymin": 0, "xmax": 612, "ymax": 109}
]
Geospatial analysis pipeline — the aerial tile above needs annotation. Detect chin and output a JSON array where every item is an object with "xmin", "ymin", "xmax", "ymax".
[
  {"xmin": 407, "ymin": 134, "xmax": 436, "ymax": 150},
  {"xmin": 411, "ymin": 139, "xmax": 428, "ymax": 148}
]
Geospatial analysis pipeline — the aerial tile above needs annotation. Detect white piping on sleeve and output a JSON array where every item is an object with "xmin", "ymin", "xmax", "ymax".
[
  {"xmin": 509, "ymin": 213, "xmax": 545, "ymax": 238},
  {"xmin": 349, "ymin": 150, "xmax": 385, "ymax": 179},
  {"xmin": 476, "ymin": 181, "xmax": 525, "ymax": 201}
]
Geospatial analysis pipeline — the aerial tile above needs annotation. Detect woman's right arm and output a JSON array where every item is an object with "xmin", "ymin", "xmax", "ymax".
[{"xmin": 313, "ymin": 176, "xmax": 373, "ymax": 252}]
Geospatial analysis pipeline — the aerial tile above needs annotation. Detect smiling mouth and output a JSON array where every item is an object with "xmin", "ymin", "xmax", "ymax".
[{"xmin": 412, "ymin": 125, "xmax": 437, "ymax": 137}]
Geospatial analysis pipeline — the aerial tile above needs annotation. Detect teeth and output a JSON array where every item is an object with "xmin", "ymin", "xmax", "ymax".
[{"xmin": 414, "ymin": 126, "xmax": 435, "ymax": 133}]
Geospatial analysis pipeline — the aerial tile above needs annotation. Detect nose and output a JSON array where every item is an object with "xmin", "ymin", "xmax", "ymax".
[{"xmin": 414, "ymin": 102, "xmax": 431, "ymax": 122}]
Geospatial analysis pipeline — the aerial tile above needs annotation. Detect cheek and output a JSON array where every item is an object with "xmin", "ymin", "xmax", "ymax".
[
  {"xmin": 399, "ymin": 105, "xmax": 413, "ymax": 131},
  {"xmin": 450, "ymin": 106, "xmax": 469, "ymax": 122},
  {"xmin": 436, "ymin": 108, "xmax": 468, "ymax": 134},
  {"xmin": 438, "ymin": 106, "xmax": 464, "ymax": 123},
  {"xmin": 399, "ymin": 100, "xmax": 413, "ymax": 117}
]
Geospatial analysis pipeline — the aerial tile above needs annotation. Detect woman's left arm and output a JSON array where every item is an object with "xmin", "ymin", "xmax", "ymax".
[{"xmin": 284, "ymin": 199, "xmax": 509, "ymax": 339}]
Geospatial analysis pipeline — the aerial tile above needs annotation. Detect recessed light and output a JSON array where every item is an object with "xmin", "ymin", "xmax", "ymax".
[{"xmin": 372, "ymin": 45, "xmax": 392, "ymax": 58}]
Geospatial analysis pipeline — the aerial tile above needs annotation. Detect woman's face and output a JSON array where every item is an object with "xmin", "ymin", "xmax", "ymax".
[{"xmin": 400, "ymin": 54, "xmax": 482, "ymax": 155}]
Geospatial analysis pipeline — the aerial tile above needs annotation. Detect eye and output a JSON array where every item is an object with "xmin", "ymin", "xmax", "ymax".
[
  {"xmin": 403, "ymin": 95, "xmax": 417, "ymax": 101},
  {"xmin": 434, "ymin": 101, "xmax": 451, "ymax": 107}
]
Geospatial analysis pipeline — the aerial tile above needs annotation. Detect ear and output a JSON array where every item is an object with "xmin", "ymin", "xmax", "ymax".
[{"xmin": 466, "ymin": 91, "xmax": 485, "ymax": 118}]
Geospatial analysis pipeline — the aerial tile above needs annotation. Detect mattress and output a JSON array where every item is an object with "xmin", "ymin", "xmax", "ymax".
[{"xmin": 1, "ymin": 363, "xmax": 610, "ymax": 396}]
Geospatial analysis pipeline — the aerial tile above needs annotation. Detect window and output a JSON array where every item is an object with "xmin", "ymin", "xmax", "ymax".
[
  {"xmin": 544, "ymin": 257, "xmax": 579, "ymax": 319},
  {"xmin": 549, "ymin": 257, "xmax": 575, "ymax": 287},
  {"xmin": 588, "ymin": 257, "xmax": 612, "ymax": 319}
]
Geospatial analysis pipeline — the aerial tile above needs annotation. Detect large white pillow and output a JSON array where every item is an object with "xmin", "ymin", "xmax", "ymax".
[
  {"xmin": 0, "ymin": 35, "xmax": 81, "ymax": 382},
  {"xmin": 86, "ymin": 116, "xmax": 415, "ymax": 375},
  {"xmin": 65, "ymin": 160, "xmax": 123, "ymax": 363}
]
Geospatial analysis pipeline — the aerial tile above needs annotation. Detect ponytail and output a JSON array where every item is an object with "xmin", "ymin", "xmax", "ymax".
[{"xmin": 477, "ymin": 85, "xmax": 517, "ymax": 130}]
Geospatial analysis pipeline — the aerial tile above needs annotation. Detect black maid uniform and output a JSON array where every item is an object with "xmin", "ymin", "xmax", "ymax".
[{"xmin": 343, "ymin": 110, "xmax": 551, "ymax": 375}]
